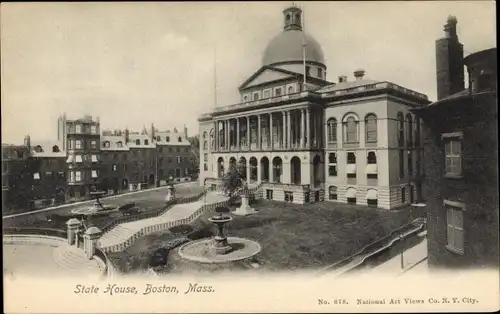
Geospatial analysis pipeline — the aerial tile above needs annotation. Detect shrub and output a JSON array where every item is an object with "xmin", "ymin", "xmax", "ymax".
[
  {"xmin": 215, "ymin": 206, "xmax": 230, "ymax": 214},
  {"xmin": 186, "ymin": 226, "xmax": 214, "ymax": 240},
  {"xmin": 168, "ymin": 224, "xmax": 193, "ymax": 235}
]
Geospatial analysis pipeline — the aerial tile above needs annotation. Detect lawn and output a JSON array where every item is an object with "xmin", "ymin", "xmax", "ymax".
[
  {"xmin": 106, "ymin": 199, "xmax": 422, "ymax": 274},
  {"xmin": 2, "ymin": 183, "xmax": 203, "ymax": 230}
]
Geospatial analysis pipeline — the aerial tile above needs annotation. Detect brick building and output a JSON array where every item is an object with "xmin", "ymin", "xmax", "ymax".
[
  {"xmin": 414, "ymin": 16, "xmax": 498, "ymax": 269},
  {"xmin": 58, "ymin": 114, "xmax": 102, "ymax": 200},
  {"xmin": 100, "ymin": 124, "xmax": 192, "ymax": 193},
  {"xmin": 1, "ymin": 144, "xmax": 30, "ymax": 213}
]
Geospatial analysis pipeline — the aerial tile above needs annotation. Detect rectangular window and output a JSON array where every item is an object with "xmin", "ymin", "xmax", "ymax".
[
  {"xmin": 177, "ymin": 156, "xmax": 181, "ymax": 164},
  {"xmin": 75, "ymin": 171, "xmax": 82, "ymax": 182},
  {"xmin": 367, "ymin": 199, "xmax": 378, "ymax": 207},
  {"xmin": 33, "ymin": 172, "xmax": 40, "ymax": 180},
  {"xmin": 75, "ymin": 155, "xmax": 83, "ymax": 163},
  {"xmin": 399, "ymin": 149, "xmax": 404, "ymax": 178},
  {"xmin": 91, "ymin": 125, "xmax": 97, "ymax": 134},
  {"xmin": 284, "ymin": 191, "xmax": 293, "ymax": 202},
  {"xmin": 444, "ymin": 137, "xmax": 462, "ymax": 177},
  {"xmin": 112, "ymin": 164, "xmax": 117, "ymax": 172},
  {"xmin": 446, "ymin": 201, "xmax": 465, "ymax": 254},
  {"xmin": 347, "ymin": 197, "xmax": 356, "ymax": 204},
  {"xmin": 401, "ymin": 187, "xmax": 406, "ymax": 203},
  {"xmin": 67, "ymin": 140, "xmax": 73, "ymax": 150},
  {"xmin": 347, "ymin": 152, "xmax": 356, "ymax": 164},
  {"xmin": 91, "ymin": 155, "xmax": 98, "ymax": 162},
  {"xmin": 407, "ymin": 150, "xmax": 413, "ymax": 177},
  {"xmin": 185, "ymin": 168, "xmax": 189, "ymax": 175},
  {"xmin": 263, "ymin": 90, "xmax": 271, "ymax": 99},
  {"xmin": 253, "ymin": 92, "xmax": 259, "ymax": 101},
  {"xmin": 91, "ymin": 140, "xmax": 97, "ymax": 149},
  {"xmin": 75, "ymin": 140, "xmax": 82, "ymax": 149},
  {"xmin": 70, "ymin": 171, "xmax": 75, "ymax": 182},
  {"xmin": 204, "ymin": 163, "xmax": 208, "ymax": 171},
  {"xmin": 328, "ymin": 152, "xmax": 337, "ymax": 177},
  {"xmin": 91, "ymin": 170, "xmax": 98, "ymax": 178},
  {"xmin": 328, "ymin": 187, "xmax": 337, "ymax": 200},
  {"xmin": 317, "ymin": 68, "xmax": 323, "ymax": 78},
  {"xmin": 75, "ymin": 124, "xmax": 82, "ymax": 133},
  {"xmin": 266, "ymin": 189, "xmax": 273, "ymax": 200},
  {"xmin": 204, "ymin": 153, "xmax": 208, "ymax": 162},
  {"xmin": 275, "ymin": 88, "xmax": 282, "ymax": 96}
]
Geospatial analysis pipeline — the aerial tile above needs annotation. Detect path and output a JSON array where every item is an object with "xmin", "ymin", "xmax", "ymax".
[{"xmin": 99, "ymin": 192, "xmax": 229, "ymax": 252}]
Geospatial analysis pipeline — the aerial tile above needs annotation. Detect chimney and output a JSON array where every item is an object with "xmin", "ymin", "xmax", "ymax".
[
  {"xmin": 435, "ymin": 15, "xmax": 465, "ymax": 100},
  {"xmin": 338, "ymin": 75, "xmax": 348, "ymax": 83},
  {"xmin": 184, "ymin": 124, "xmax": 188, "ymax": 139},
  {"xmin": 24, "ymin": 135, "xmax": 31, "ymax": 148},
  {"xmin": 353, "ymin": 69, "xmax": 365, "ymax": 80},
  {"xmin": 124, "ymin": 128, "xmax": 130, "ymax": 143}
]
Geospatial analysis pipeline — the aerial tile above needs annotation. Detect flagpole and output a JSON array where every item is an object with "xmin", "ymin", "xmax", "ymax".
[
  {"xmin": 301, "ymin": 6, "xmax": 307, "ymax": 90},
  {"xmin": 213, "ymin": 45, "xmax": 218, "ymax": 108}
]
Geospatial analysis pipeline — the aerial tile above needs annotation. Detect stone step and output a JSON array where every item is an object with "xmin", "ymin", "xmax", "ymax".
[{"xmin": 52, "ymin": 246, "xmax": 99, "ymax": 273}]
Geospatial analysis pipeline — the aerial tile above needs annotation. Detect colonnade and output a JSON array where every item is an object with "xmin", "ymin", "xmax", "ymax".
[{"xmin": 212, "ymin": 108, "xmax": 323, "ymax": 151}]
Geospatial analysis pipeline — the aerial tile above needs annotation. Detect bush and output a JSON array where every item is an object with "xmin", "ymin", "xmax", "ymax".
[
  {"xmin": 215, "ymin": 206, "xmax": 230, "ymax": 214},
  {"xmin": 168, "ymin": 224, "xmax": 193, "ymax": 235},
  {"xmin": 186, "ymin": 226, "xmax": 214, "ymax": 240}
]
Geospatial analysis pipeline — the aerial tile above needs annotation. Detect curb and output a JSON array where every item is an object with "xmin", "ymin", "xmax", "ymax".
[{"xmin": 2, "ymin": 181, "xmax": 197, "ymax": 219}]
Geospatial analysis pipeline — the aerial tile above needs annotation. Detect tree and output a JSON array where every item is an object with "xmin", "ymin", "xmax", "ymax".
[
  {"xmin": 187, "ymin": 135, "xmax": 200, "ymax": 179},
  {"xmin": 221, "ymin": 160, "xmax": 246, "ymax": 197}
]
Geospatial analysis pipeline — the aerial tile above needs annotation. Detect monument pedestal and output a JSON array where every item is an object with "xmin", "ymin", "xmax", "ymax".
[{"xmin": 232, "ymin": 196, "xmax": 258, "ymax": 216}]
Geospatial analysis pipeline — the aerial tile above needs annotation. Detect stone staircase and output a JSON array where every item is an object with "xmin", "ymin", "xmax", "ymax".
[
  {"xmin": 98, "ymin": 191, "xmax": 230, "ymax": 253},
  {"xmin": 52, "ymin": 245, "xmax": 101, "ymax": 275}
]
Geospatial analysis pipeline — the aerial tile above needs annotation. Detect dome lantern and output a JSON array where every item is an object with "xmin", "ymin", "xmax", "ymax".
[{"xmin": 283, "ymin": 6, "xmax": 302, "ymax": 31}]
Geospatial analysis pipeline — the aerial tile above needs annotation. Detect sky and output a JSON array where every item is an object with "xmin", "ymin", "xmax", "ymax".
[{"xmin": 1, "ymin": 1, "xmax": 496, "ymax": 144}]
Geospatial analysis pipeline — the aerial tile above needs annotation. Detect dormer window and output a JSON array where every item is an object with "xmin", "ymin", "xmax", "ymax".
[
  {"xmin": 52, "ymin": 145, "xmax": 60, "ymax": 153},
  {"xmin": 34, "ymin": 145, "xmax": 43, "ymax": 153},
  {"xmin": 117, "ymin": 141, "xmax": 123, "ymax": 148},
  {"xmin": 145, "ymin": 139, "xmax": 149, "ymax": 145},
  {"xmin": 253, "ymin": 92, "xmax": 259, "ymax": 101},
  {"xmin": 166, "ymin": 136, "xmax": 170, "ymax": 142},
  {"xmin": 275, "ymin": 88, "xmax": 282, "ymax": 96},
  {"xmin": 103, "ymin": 141, "xmax": 110, "ymax": 148},
  {"xmin": 178, "ymin": 137, "xmax": 182, "ymax": 142},
  {"xmin": 156, "ymin": 136, "xmax": 161, "ymax": 141}
]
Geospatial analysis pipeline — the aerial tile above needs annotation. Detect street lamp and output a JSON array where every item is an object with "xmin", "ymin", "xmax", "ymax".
[{"xmin": 400, "ymin": 234, "xmax": 405, "ymax": 270}]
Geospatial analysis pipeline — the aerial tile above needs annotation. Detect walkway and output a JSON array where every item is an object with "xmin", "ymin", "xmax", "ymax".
[
  {"xmin": 3, "ymin": 239, "xmax": 101, "ymax": 278},
  {"xmin": 370, "ymin": 232, "xmax": 428, "ymax": 275},
  {"xmin": 99, "ymin": 192, "xmax": 229, "ymax": 252}
]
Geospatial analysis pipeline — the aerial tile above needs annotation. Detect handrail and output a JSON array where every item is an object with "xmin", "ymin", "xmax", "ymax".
[
  {"xmin": 3, "ymin": 226, "xmax": 68, "ymax": 239},
  {"xmin": 100, "ymin": 185, "xmax": 219, "ymax": 234},
  {"xmin": 317, "ymin": 215, "xmax": 426, "ymax": 275}
]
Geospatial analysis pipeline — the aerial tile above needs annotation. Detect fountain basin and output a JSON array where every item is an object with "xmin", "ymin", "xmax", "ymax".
[{"xmin": 178, "ymin": 237, "xmax": 261, "ymax": 264}]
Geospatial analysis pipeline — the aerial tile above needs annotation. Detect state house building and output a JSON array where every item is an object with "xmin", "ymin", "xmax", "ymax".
[{"xmin": 198, "ymin": 6, "xmax": 430, "ymax": 209}]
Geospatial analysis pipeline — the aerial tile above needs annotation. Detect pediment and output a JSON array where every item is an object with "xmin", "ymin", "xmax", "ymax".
[{"xmin": 239, "ymin": 66, "xmax": 298, "ymax": 90}]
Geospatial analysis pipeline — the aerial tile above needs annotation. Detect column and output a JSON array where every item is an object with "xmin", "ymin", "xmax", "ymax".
[
  {"xmin": 225, "ymin": 120, "xmax": 229, "ymax": 150},
  {"xmin": 282, "ymin": 111, "xmax": 286, "ymax": 149},
  {"xmin": 306, "ymin": 109, "xmax": 311, "ymax": 149},
  {"xmin": 300, "ymin": 109, "xmax": 305, "ymax": 148},
  {"xmin": 287, "ymin": 111, "xmax": 291, "ymax": 150},
  {"xmin": 257, "ymin": 114, "xmax": 261, "ymax": 150},
  {"xmin": 246, "ymin": 117, "xmax": 250, "ymax": 149},
  {"xmin": 236, "ymin": 118, "xmax": 240, "ymax": 150},
  {"xmin": 246, "ymin": 163, "xmax": 251, "ymax": 183},
  {"xmin": 269, "ymin": 113, "xmax": 274, "ymax": 149}
]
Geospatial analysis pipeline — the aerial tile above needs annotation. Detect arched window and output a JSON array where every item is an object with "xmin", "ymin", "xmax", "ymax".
[
  {"xmin": 397, "ymin": 112, "xmax": 405, "ymax": 147},
  {"xmin": 367, "ymin": 151, "xmax": 377, "ymax": 164},
  {"xmin": 286, "ymin": 14, "xmax": 291, "ymax": 22},
  {"xmin": 243, "ymin": 95, "xmax": 248, "ymax": 102},
  {"xmin": 210, "ymin": 129, "xmax": 215, "ymax": 149},
  {"xmin": 406, "ymin": 114, "xmax": 413, "ymax": 146},
  {"xmin": 117, "ymin": 141, "xmax": 123, "ymax": 148},
  {"xmin": 52, "ymin": 145, "xmax": 60, "ymax": 153},
  {"xmin": 327, "ymin": 118, "xmax": 337, "ymax": 143},
  {"xmin": 145, "ymin": 139, "xmax": 149, "ymax": 145},
  {"xmin": 135, "ymin": 139, "xmax": 140, "ymax": 145},
  {"xmin": 328, "ymin": 186, "xmax": 338, "ymax": 200},
  {"xmin": 103, "ymin": 141, "xmax": 110, "ymax": 148},
  {"xmin": 203, "ymin": 132, "xmax": 208, "ymax": 150},
  {"xmin": 343, "ymin": 114, "xmax": 359, "ymax": 144},
  {"xmin": 287, "ymin": 86, "xmax": 294, "ymax": 94},
  {"xmin": 156, "ymin": 136, "xmax": 161, "ymax": 141},
  {"xmin": 365, "ymin": 114, "xmax": 378, "ymax": 143}
]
